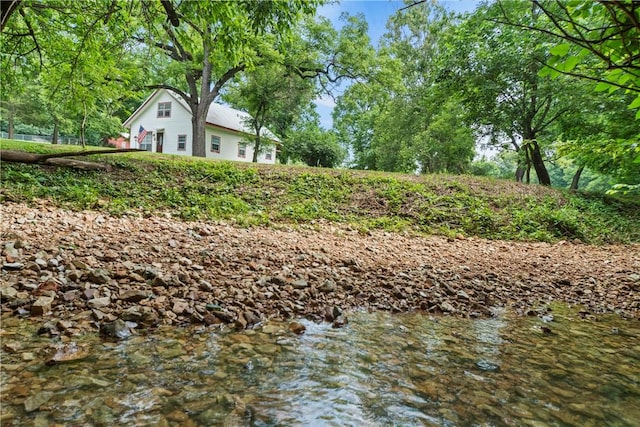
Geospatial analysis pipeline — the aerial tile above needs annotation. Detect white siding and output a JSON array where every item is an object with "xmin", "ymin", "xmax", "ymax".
[
  {"xmin": 205, "ymin": 128, "xmax": 276, "ymax": 164},
  {"xmin": 125, "ymin": 89, "xmax": 277, "ymax": 164}
]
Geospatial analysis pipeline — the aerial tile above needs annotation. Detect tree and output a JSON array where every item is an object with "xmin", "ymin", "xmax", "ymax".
[
  {"xmin": 496, "ymin": 1, "xmax": 640, "ymax": 115},
  {"xmin": 286, "ymin": 111, "xmax": 345, "ymax": 167},
  {"xmin": 223, "ymin": 62, "xmax": 316, "ymax": 162},
  {"xmin": 133, "ymin": 1, "xmax": 321, "ymax": 157},
  {"xmin": 551, "ymin": 89, "xmax": 639, "ymax": 190},
  {"xmin": 492, "ymin": 0, "xmax": 639, "ymax": 194},
  {"xmin": 335, "ymin": 3, "xmax": 475, "ymax": 174},
  {"xmin": 2, "ymin": 0, "xmax": 145, "ymax": 146},
  {"xmin": 2, "ymin": 1, "xmax": 322, "ymax": 156},
  {"xmin": 438, "ymin": 1, "xmax": 603, "ymax": 185}
]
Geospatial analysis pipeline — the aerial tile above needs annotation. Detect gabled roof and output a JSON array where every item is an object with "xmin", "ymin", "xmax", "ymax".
[{"xmin": 123, "ymin": 88, "xmax": 279, "ymax": 141}]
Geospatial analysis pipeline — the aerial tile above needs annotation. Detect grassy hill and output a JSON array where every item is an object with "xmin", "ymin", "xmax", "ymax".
[{"xmin": 2, "ymin": 140, "xmax": 638, "ymax": 244}]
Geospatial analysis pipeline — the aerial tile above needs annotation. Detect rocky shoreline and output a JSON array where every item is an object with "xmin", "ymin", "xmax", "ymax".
[{"xmin": 1, "ymin": 202, "xmax": 639, "ymax": 338}]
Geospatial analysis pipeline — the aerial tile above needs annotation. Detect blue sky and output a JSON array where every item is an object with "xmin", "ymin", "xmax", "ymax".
[{"xmin": 314, "ymin": 0, "xmax": 479, "ymax": 128}]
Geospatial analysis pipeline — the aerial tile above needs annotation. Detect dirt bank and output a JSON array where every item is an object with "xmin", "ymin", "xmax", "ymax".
[{"xmin": 1, "ymin": 202, "xmax": 638, "ymax": 336}]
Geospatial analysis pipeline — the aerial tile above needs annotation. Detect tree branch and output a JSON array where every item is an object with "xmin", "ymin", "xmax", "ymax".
[{"xmin": 160, "ymin": 0, "xmax": 180, "ymax": 27}]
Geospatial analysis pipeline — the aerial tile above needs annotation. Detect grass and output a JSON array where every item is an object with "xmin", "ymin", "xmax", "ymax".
[{"xmin": 2, "ymin": 139, "xmax": 639, "ymax": 244}]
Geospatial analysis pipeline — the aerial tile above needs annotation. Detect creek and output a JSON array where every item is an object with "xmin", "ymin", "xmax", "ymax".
[{"xmin": 1, "ymin": 305, "xmax": 639, "ymax": 426}]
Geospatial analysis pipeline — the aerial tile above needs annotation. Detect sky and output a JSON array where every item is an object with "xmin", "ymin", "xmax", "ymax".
[{"xmin": 313, "ymin": 0, "xmax": 479, "ymax": 128}]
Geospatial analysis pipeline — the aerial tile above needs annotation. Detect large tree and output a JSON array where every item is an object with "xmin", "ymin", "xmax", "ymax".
[
  {"xmin": 438, "ymin": 1, "xmax": 600, "ymax": 185},
  {"xmin": 334, "ymin": 3, "xmax": 475, "ymax": 174},
  {"xmin": 495, "ymin": 0, "xmax": 640, "ymax": 114},
  {"xmin": 1, "ymin": 0, "xmax": 145, "ymax": 145},
  {"xmin": 2, "ymin": 0, "xmax": 322, "ymax": 156},
  {"xmin": 134, "ymin": 1, "xmax": 321, "ymax": 157},
  {"xmin": 222, "ymin": 62, "xmax": 316, "ymax": 163}
]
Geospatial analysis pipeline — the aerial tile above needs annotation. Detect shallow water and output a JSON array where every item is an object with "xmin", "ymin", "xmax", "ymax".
[{"xmin": 2, "ymin": 307, "xmax": 639, "ymax": 426}]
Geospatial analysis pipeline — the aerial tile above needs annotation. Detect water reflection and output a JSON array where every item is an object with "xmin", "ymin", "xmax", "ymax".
[{"xmin": 1, "ymin": 307, "xmax": 639, "ymax": 426}]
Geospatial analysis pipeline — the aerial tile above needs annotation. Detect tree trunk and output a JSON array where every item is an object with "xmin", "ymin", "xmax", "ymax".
[
  {"xmin": 191, "ymin": 102, "xmax": 208, "ymax": 157},
  {"xmin": 570, "ymin": 165, "xmax": 584, "ymax": 191},
  {"xmin": 515, "ymin": 166, "xmax": 525, "ymax": 183},
  {"xmin": 80, "ymin": 100, "xmax": 88, "ymax": 148},
  {"xmin": 52, "ymin": 122, "xmax": 59, "ymax": 144},
  {"xmin": 1, "ymin": 148, "xmax": 143, "ymax": 170},
  {"xmin": 252, "ymin": 135, "xmax": 260, "ymax": 163},
  {"xmin": 252, "ymin": 120, "xmax": 261, "ymax": 163},
  {"xmin": 528, "ymin": 140, "xmax": 551, "ymax": 186}
]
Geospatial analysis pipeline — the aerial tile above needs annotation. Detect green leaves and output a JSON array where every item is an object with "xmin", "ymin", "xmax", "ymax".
[{"xmin": 549, "ymin": 43, "xmax": 571, "ymax": 56}]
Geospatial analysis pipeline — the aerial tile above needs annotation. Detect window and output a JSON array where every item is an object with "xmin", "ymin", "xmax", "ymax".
[
  {"xmin": 177, "ymin": 134, "xmax": 186, "ymax": 151},
  {"xmin": 211, "ymin": 135, "xmax": 221, "ymax": 153},
  {"xmin": 265, "ymin": 152, "xmax": 272, "ymax": 161},
  {"xmin": 157, "ymin": 102, "xmax": 171, "ymax": 118},
  {"xmin": 139, "ymin": 133, "xmax": 152, "ymax": 151},
  {"xmin": 237, "ymin": 143, "xmax": 246, "ymax": 158}
]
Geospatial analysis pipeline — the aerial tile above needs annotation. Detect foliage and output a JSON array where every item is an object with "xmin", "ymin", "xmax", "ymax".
[
  {"xmin": 284, "ymin": 113, "xmax": 345, "ymax": 167},
  {"xmin": 2, "ymin": 140, "xmax": 638, "ymax": 244},
  {"xmin": 524, "ymin": 1, "xmax": 640, "ymax": 117},
  {"xmin": 1, "ymin": 0, "xmax": 146, "ymax": 145},
  {"xmin": 222, "ymin": 62, "xmax": 316, "ymax": 162},
  {"xmin": 334, "ymin": 3, "xmax": 475, "ymax": 174}
]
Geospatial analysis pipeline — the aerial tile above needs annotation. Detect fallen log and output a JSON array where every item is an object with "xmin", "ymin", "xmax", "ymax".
[{"xmin": 0, "ymin": 148, "xmax": 144, "ymax": 171}]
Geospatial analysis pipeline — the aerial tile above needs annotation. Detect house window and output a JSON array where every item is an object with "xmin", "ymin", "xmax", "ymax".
[
  {"xmin": 211, "ymin": 135, "xmax": 221, "ymax": 153},
  {"xmin": 265, "ymin": 152, "xmax": 272, "ymax": 161},
  {"xmin": 238, "ymin": 143, "xmax": 246, "ymax": 158},
  {"xmin": 140, "ymin": 133, "xmax": 152, "ymax": 151},
  {"xmin": 157, "ymin": 102, "xmax": 171, "ymax": 118},
  {"xmin": 177, "ymin": 134, "xmax": 186, "ymax": 151}
]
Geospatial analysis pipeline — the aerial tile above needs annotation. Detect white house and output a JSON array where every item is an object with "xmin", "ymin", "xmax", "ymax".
[{"xmin": 123, "ymin": 89, "xmax": 278, "ymax": 164}]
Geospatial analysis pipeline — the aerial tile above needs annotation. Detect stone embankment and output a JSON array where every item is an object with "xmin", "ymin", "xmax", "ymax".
[{"xmin": 1, "ymin": 202, "xmax": 638, "ymax": 338}]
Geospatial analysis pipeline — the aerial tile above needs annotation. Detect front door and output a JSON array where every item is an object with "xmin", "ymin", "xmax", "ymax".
[{"xmin": 156, "ymin": 132, "xmax": 164, "ymax": 153}]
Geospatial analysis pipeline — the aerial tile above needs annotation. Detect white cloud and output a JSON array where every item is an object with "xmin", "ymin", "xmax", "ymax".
[
  {"xmin": 313, "ymin": 94, "xmax": 337, "ymax": 108},
  {"xmin": 316, "ymin": 1, "xmax": 345, "ymax": 22}
]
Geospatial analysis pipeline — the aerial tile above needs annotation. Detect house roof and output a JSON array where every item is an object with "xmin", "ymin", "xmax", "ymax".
[{"xmin": 123, "ymin": 88, "xmax": 279, "ymax": 141}]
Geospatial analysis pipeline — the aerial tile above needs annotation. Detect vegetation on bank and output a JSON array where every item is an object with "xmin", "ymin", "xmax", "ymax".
[{"xmin": 2, "ymin": 140, "xmax": 638, "ymax": 244}]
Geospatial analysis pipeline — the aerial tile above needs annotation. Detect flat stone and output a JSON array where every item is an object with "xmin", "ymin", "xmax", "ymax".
[
  {"xmin": 66, "ymin": 270, "xmax": 82, "ymax": 281},
  {"xmin": 25, "ymin": 261, "xmax": 41, "ymax": 272},
  {"xmin": 46, "ymin": 343, "xmax": 90, "ymax": 364},
  {"xmin": 0, "ymin": 285, "xmax": 18, "ymax": 302},
  {"xmin": 63, "ymin": 290, "xmax": 79, "ymax": 302},
  {"xmin": 56, "ymin": 320, "xmax": 74, "ymax": 330},
  {"xmin": 128, "ymin": 273, "xmax": 146, "ymax": 282},
  {"xmin": 172, "ymin": 299, "xmax": 189, "ymax": 315},
  {"xmin": 292, "ymin": 279, "xmax": 309, "ymax": 289},
  {"xmin": 88, "ymin": 297, "xmax": 111, "ymax": 309},
  {"xmin": 441, "ymin": 301, "xmax": 456, "ymax": 313},
  {"xmin": 3, "ymin": 246, "xmax": 20, "ymax": 261},
  {"xmin": 100, "ymin": 319, "xmax": 131, "ymax": 340},
  {"xmin": 2, "ymin": 262, "xmax": 24, "ymax": 271},
  {"xmin": 3, "ymin": 342, "xmax": 22, "ymax": 353},
  {"xmin": 119, "ymin": 289, "xmax": 148, "ymax": 303},
  {"xmin": 31, "ymin": 296, "xmax": 54, "ymax": 315},
  {"xmin": 202, "ymin": 313, "xmax": 223, "ymax": 325},
  {"xmin": 71, "ymin": 260, "xmax": 89, "ymax": 270},
  {"xmin": 87, "ymin": 269, "xmax": 111, "ymax": 284},
  {"xmin": 289, "ymin": 321, "xmax": 306, "ymax": 335},
  {"xmin": 24, "ymin": 391, "xmax": 54, "ymax": 412},
  {"xmin": 152, "ymin": 276, "xmax": 168, "ymax": 287},
  {"xmin": 83, "ymin": 288, "xmax": 98, "ymax": 300},
  {"xmin": 319, "ymin": 280, "xmax": 336, "ymax": 293}
]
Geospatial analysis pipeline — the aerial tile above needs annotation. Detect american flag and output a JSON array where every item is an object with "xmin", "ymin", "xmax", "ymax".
[{"xmin": 137, "ymin": 125, "xmax": 148, "ymax": 146}]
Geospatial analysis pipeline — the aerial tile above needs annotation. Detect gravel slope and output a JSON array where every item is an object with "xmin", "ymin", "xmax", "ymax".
[{"xmin": 1, "ymin": 202, "xmax": 638, "ymax": 335}]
